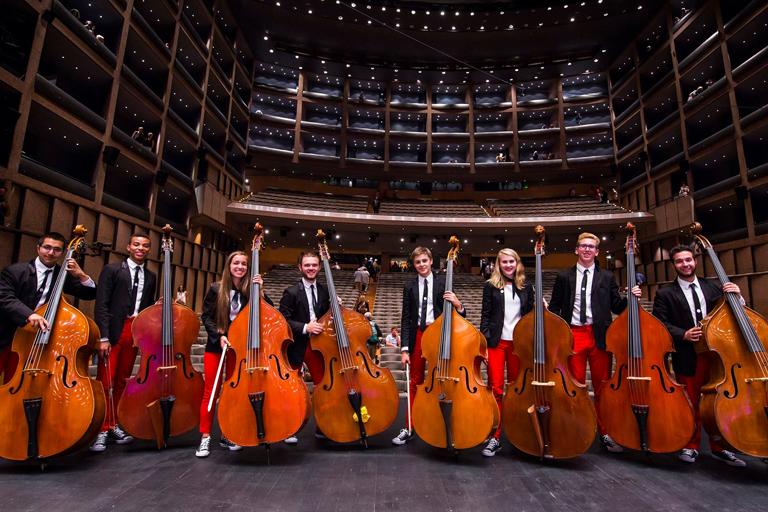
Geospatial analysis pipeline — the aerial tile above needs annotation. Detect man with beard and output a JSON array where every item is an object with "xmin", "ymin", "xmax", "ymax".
[
  {"xmin": 279, "ymin": 251, "xmax": 331, "ymax": 444},
  {"xmin": 91, "ymin": 232, "xmax": 157, "ymax": 452},
  {"xmin": 652, "ymin": 244, "xmax": 746, "ymax": 467}
]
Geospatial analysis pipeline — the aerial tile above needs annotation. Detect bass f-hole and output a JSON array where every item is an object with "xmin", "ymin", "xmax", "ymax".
[
  {"xmin": 355, "ymin": 350, "xmax": 382, "ymax": 379},
  {"xmin": 724, "ymin": 363, "xmax": 742, "ymax": 399},
  {"xmin": 135, "ymin": 354, "xmax": 156, "ymax": 384},
  {"xmin": 268, "ymin": 353, "xmax": 290, "ymax": 380},
  {"xmin": 459, "ymin": 366, "xmax": 477, "ymax": 393},
  {"xmin": 322, "ymin": 357, "xmax": 338, "ymax": 391},
  {"xmin": 514, "ymin": 367, "xmax": 531, "ymax": 395},
  {"xmin": 55, "ymin": 355, "xmax": 76, "ymax": 388},
  {"xmin": 554, "ymin": 367, "xmax": 576, "ymax": 397},
  {"xmin": 650, "ymin": 364, "xmax": 676, "ymax": 393}
]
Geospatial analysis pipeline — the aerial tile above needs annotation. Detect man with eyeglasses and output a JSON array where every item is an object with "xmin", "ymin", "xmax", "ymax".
[
  {"xmin": 549, "ymin": 232, "xmax": 640, "ymax": 453},
  {"xmin": 0, "ymin": 231, "xmax": 96, "ymax": 384}
]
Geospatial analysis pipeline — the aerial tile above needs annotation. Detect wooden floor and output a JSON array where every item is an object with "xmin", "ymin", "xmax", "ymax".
[{"xmin": 0, "ymin": 399, "xmax": 766, "ymax": 511}]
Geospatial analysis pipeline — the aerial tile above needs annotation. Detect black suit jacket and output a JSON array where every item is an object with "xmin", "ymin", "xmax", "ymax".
[
  {"xmin": 279, "ymin": 280, "xmax": 330, "ymax": 367},
  {"xmin": 400, "ymin": 273, "xmax": 466, "ymax": 354},
  {"xmin": 548, "ymin": 265, "xmax": 627, "ymax": 350},
  {"xmin": 479, "ymin": 281, "xmax": 534, "ymax": 348},
  {"xmin": 94, "ymin": 260, "xmax": 157, "ymax": 345},
  {"xmin": 0, "ymin": 259, "xmax": 97, "ymax": 349},
  {"xmin": 652, "ymin": 278, "xmax": 722, "ymax": 377},
  {"xmin": 201, "ymin": 282, "xmax": 274, "ymax": 354}
]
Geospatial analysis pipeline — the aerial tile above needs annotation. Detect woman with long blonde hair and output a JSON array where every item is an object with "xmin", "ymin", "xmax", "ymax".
[
  {"xmin": 196, "ymin": 251, "xmax": 273, "ymax": 457},
  {"xmin": 479, "ymin": 248, "xmax": 534, "ymax": 457}
]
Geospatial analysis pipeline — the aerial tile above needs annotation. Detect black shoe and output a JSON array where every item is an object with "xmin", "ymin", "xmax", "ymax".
[
  {"xmin": 712, "ymin": 450, "xmax": 746, "ymax": 467},
  {"xmin": 481, "ymin": 438, "xmax": 501, "ymax": 457},
  {"xmin": 219, "ymin": 437, "xmax": 243, "ymax": 451}
]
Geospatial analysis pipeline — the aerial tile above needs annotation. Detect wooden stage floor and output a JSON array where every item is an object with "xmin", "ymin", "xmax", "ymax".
[{"xmin": 0, "ymin": 399, "xmax": 766, "ymax": 511}]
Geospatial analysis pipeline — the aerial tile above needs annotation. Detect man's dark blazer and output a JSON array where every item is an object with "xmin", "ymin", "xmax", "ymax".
[
  {"xmin": 0, "ymin": 259, "xmax": 97, "ymax": 349},
  {"xmin": 400, "ymin": 273, "xmax": 466, "ymax": 354},
  {"xmin": 279, "ymin": 280, "xmax": 330, "ymax": 368},
  {"xmin": 201, "ymin": 281, "xmax": 274, "ymax": 354},
  {"xmin": 548, "ymin": 265, "xmax": 627, "ymax": 350},
  {"xmin": 652, "ymin": 278, "xmax": 722, "ymax": 377},
  {"xmin": 479, "ymin": 281, "xmax": 534, "ymax": 348},
  {"xmin": 94, "ymin": 260, "xmax": 157, "ymax": 345}
]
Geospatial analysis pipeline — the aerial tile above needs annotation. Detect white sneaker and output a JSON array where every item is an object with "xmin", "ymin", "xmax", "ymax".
[
  {"xmin": 391, "ymin": 428, "xmax": 412, "ymax": 446},
  {"xmin": 284, "ymin": 435, "xmax": 298, "ymax": 445},
  {"xmin": 109, "ymin": 425, "xmax": 134, "ymax": 445},
  {"xmin": 481, "ymin": 437, "xmax": 501, "ymax": 457},
  {"xmin": 195, "ymin": 436, "xmax": 211, "ymax": 458},
  {"xmin": 679, "ymin": 448, "xmax": 699, "ymax": 463},
  {"xmin": 219, "ymin": 437, "xmax": 243, "ymax": 451},
  {"xmin": 601, "ymin": 434, "xmax": 624, "ymax": 453},
  {"xmin": 89, "ymin": 431, "xmax": 108, "ymax": 452}
]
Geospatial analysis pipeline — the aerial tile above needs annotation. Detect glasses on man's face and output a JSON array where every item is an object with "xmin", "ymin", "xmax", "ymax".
[
  {"xmin": 39, "ymin": 245, "xmax": 63, "ymax": 253},
  {"xmin": 577, "ymin": 244, "xmax": 597, "ymax": 250}
]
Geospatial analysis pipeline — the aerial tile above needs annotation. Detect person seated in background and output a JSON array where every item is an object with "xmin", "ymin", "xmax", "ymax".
[
  {"xmin": 385, "ymin": 327, "xmax": 400, "ymax": 348},
  {"xmin": 354, "ymin": 293, "xmax": 370, "ymax": 315}
]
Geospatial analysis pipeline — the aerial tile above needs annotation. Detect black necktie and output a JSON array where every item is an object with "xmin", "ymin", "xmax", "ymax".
[
  {"xmin": 690, "ymin": 283, "xmax": 703, "ymax": 324},
  {"xmin": 231, "ymin": 290, "xmax": 241, "ymax": 317},
  {"xmin": 580, "ymin": 269, "xmax": 589, "ymax": 325},
  {"xmin": 130, "ymin": 266, "xmax": 140, "ymax": 313},
  {"xmin": 35, "ymin": 269, "xmax": 52, "ymax": 306},
  {"xmin": 310, "ymin": 284, "xmax": 318, "ymax": 317},
  {"xmin": 420, "ymin": 278, "xmax": 428, "ymax": 331}
]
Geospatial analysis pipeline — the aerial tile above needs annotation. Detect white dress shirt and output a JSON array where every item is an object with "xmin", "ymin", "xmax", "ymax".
[
  {"xmin": 501, "ymin": 284, "xmax": 522, "ymax": 340},
  {"xmin": 229, "ymin": 289, "xmax": 245, "ymax": 322},
  {"xmin": 34, "ymin": 257, "xmax": 95, "ymax": 309},
  {"xmin": 417, "ymin": 273, "xmax": 435, "ymax": 326},
  {"xmin": 570, "ymin": 263, "xmax": 595, "ymax": 326},
  {"xmin": 678, "ymin": 276, "xmax": 707, "ymax": 324},
  {"xmin": 126, "ymin": 258, "xmax": 145, "ymax": 317}
]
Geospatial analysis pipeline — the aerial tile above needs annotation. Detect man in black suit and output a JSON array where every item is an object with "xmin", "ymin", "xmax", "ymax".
[
  {"xmin": 392, "ymin": 246, "xmax": 465, "ymax": 446},
  {"xmin": 279, "ymin": 251, "xmax": 331, "ymax": 444},
  {"xmin": 0, "ymin": 231, "xmax": 96, "ymax": 384},
  {"xmin": 652, "ymin": 244, "xmax": 746, "ymax": 466},
  {"xmin": 548, "ymin": 232, "xmax": 640, "ymax": 453},
  {"xmin": 91, "ymin": 232, "xmax": 157, "ymax": 452}
]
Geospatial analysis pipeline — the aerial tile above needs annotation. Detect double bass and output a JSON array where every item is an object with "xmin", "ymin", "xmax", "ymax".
[
  {"xmin": 503, "ymin": 225, "xmax": 596, "ymax": 459},
  {"xmin": 118, "ymin": 225, "xmax": 204, "ymax": 448},
  {"xmin": 692, "ymin": 222, "xmax": 768, "ymax": 457},
  {"xmin": 0, "ymin": 226, "xmax": 105, "ymax": 460},
  {"xmin": 597, "ymin": 222, "xmax": 695, "ymax": 453},
  {"xmin": 311, "ymin": 230, "xmax": 398, "ymax": 445},
  {"xmin": 217, "ymin": 223, "xmax": 310, "ymax": 449},
  {"xmin": 412, "ymin": 236, "xmax": 498, "ymax": 451}
]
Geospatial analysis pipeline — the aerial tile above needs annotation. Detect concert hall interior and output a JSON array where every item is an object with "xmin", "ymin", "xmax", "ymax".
[{"xmin": 1, "ymin": 0, "xmax": 767, "ymax": 510}]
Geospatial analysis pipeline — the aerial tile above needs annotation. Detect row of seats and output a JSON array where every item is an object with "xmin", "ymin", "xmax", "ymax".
[
  {"xmin": 240, "ymin": 190, "xmax": 632, "ymax": 218},
  {"xmin": 241, "ymin": 190, "xmax": 369, "ymax": 213},
  {"xmin": 491, "ymin": 197, "xmax": 628, "ymax": 217},
  {"xmin": 377, "ymin": 201, "xmax": 489, "ymax": 217}
]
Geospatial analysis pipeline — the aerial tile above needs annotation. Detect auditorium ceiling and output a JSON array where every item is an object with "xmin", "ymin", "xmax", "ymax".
[{"xmin": 230, "ymin": 0, "xmax": 674, "ymax": 83}]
